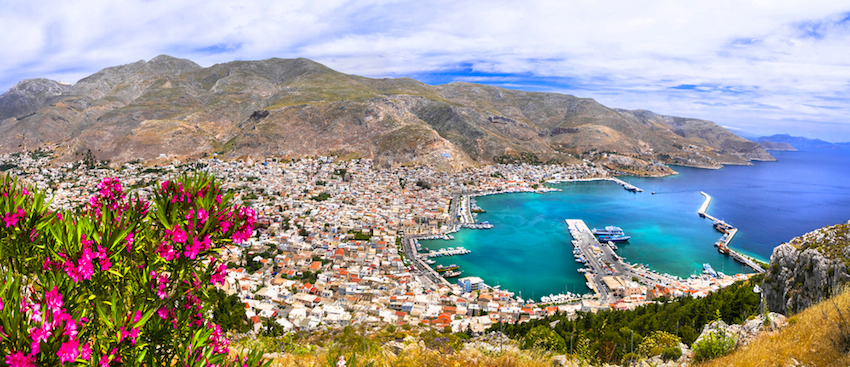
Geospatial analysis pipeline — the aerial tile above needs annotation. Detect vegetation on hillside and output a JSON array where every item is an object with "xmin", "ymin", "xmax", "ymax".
[
  {"xmin": 494, "ymin": 275, "xmax": 762, "ymax": 365},
  {"xmin": 700, "ymin": 284, "xmax": 850, "ymax": 367}
]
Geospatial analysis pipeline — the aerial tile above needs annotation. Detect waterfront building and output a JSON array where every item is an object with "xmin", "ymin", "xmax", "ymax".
[{"xmin": 458, "ymin": 276, "xmax": 485, "ymax": 293}]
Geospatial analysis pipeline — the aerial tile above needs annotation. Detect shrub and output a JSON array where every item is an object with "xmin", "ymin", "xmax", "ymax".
[
  {"xmin": 621, "ymin": 352, "xmax": 638, "ymax": 364},
  {"xmin": 637, "ymin": 330, "xmax": 681, "ymax": 358},
  {"xmin": 692, "ymin": 331, "xmax": 737, "ymax": 362},
  {"xmin": 0, "ymin": 174, "xmax": 267, "ymax": 366},
  {"xmin": 520, "ymin": 325, "xmax": 566, "ymax": 352},
  {"xmin": 661, "ymin": 346, "xmax": 682, "ymax": 361}
]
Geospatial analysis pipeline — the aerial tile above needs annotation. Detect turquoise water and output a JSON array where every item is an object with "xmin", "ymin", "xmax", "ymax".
[{"xmin": 421, "ymin": 148, "xmax": 850, "ymax": 301}]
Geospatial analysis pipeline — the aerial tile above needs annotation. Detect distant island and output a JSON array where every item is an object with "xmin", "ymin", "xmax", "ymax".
[{"xmin": 756, "ymin": 133, "xmax": 850, "ymax": 150}]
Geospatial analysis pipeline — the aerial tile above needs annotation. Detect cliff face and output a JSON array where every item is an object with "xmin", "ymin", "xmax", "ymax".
[
  {"xmin": 0, "ymin": 55, "xmax": 773, "ymax": 172},
  {"xmin": 763, "ymin": 223, "xmax": 850, "ymax": 314}
]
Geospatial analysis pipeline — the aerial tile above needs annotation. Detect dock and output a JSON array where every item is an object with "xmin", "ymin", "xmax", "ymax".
[
  {"xmin": 565, "ymin": 219, "xmax": 690, "ymax": 304},
  {"xmin": 610, "ymin": 177, "xmax": 644, "ymax": 192},
  {"xmin": 697, "ymin": 192, "xmax": 765, "ymax": 273}
]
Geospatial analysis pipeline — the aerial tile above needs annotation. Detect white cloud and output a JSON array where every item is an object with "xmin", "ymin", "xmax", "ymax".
[{"xmin": 2, "ymin": 0, "xmax": 850, "ymax": 140}]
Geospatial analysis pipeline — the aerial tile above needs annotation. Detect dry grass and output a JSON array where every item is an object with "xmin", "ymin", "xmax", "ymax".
[
  {"xmin": 699, "ymin": 286, "xmax": 850, "ymax": 367},
  {"xmin": 263, "ymin": 347, "xmax": 556, "ymax": 367}
]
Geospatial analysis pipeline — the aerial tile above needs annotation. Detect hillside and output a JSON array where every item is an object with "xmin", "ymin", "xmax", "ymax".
[
  {"xmin": 700, "ymin": 283, "xmax": 850, "ymax": 367},
  {"xmin": 0, "ymin": 55, "xmax": 773, "ymax": 173}
]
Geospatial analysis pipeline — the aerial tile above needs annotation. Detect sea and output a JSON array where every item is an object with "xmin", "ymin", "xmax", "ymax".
[{"xmin": 419, "ymin": 148, "xmax": 850, "ymax": 302}]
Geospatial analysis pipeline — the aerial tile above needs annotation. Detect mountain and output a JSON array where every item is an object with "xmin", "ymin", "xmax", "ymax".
[
  {"xmin": 757, "ymin": 141, "xmax": 797, "ymax": 151},
  {"xmin": 0, "ymin": 55, "xmax": 773, "ymax": 172},
  {"xmin": 756, "ymin": 134, "xmax": 847, "ymax": 150}
]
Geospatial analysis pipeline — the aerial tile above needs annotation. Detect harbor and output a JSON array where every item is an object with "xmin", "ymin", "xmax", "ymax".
[{"xmin": 697, "ymin": 192, "xmax": 765, "ymax": 273}]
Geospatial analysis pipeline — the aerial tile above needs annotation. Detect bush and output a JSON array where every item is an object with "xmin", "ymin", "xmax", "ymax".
[
  {"xmin": 621, "ymin": 352, "xmax": 638, "ymax": 364},
  {"xmin": 637, "ymin": 330, "xmax": 681, "ymax": 358},
  {"xmin": 0, "ymin": 174, "xmax": 267, "ymax": 366},
  {"xmin": 520, "ymin": 325, "xmax": 566, "ymax": 352},
  {"xmin": 661, "ymin": 346, "xmax": 682, "ymax": 361},
  {"xmin": 692, "ymin": 331, "xmax": 736, "ymax": 362}
]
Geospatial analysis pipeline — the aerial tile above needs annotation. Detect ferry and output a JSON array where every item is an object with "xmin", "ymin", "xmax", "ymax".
[{"xmin": 593, "ymin": 226, "xmax": 631, "ymax": 242}]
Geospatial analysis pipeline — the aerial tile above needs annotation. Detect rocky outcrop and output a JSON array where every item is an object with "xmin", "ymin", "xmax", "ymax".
[
  {"xmin": 0, "ymin": 56, "xmax": 773, "ymax": 173},
  {"xmin": 695, "ymin": 313, "xmax": 787, "ymax": 348},
  {"xmin": 598, "ymin": 154, "xmax": 677, "ymax": 177},
  {"xmin": 763, "ymin": 223, "xmax": 850, "ymax": 314}
]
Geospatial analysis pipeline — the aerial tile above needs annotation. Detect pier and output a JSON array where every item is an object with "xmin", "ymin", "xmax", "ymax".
[
  {"xmin": 697, "ymin": 192, "xmax": 765, "ymax": 273},
  {"xmin": 565, "ymin": 219, "xmax": 680, "ymax": 304},
  {"xmin": 610, "ymin": 177, "xmax": 643, "ymax": 192}
]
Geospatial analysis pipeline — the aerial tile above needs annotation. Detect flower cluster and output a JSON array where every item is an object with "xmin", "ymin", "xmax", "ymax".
[
  {"xmin": 0, "ymin": 174, "xmax": 267, "ymax": 367},
  {"xmin": 4, "ymin": 286, "xmax": 93, "ymax": 367}
]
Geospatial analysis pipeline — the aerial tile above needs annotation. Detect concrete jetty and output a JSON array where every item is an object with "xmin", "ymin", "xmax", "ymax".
[
  {"xmin": 698, "ymin": 191, "xmax": 712, "ymax": 218},
  {"xmin": 697, "ymin": 192, "xmax": 765, "ymax": 273},
  {"xmin": 609, "ymin": 177, "xmax": 644, "ymax": 192}
]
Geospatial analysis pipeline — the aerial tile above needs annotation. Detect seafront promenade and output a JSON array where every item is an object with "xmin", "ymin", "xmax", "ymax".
[{"xmin": 698, "ymin": 192, "xmax": 765, "ymax": 273}]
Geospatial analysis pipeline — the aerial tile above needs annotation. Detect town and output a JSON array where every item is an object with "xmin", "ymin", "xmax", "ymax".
[{"xmin": 1, "ymin": 150, "xmax": 754, "ymax": 335}]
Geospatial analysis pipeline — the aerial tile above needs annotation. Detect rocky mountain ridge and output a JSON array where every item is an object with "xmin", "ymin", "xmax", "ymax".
[
  {"xmin": 763, "ymin": 222, "xmax": 850, "ymax": 314},
  {"xmin": 0, "ymin": 55, "xmax": 774, "ymax": 172}
]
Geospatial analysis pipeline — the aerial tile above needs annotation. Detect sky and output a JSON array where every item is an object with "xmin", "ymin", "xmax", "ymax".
[{"xmin": 2, "ymin": 0, "xmax": 850, "ymax": 141}]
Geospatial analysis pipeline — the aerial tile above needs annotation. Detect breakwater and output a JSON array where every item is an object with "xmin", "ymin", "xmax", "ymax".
[{"xmin": 698, "ymin": 192, "xmax": 765, "ymax": 273}]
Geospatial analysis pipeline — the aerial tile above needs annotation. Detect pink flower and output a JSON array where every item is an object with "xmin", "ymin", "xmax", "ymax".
[
  {"xmin": 211, "ymin": 262, "xmax": 227, "ymax": 285},
  {"xmin": 157, "ymin": 306, "xmax": 169, "ymax": 319},
  {"xmin": 57, "ymin": 339, "xmax": 80, "ymax": 366},
  {"xmin": 80, "ymin": 342, "xmax": 92, "ymax": 361},
  {"xmin": 167, "ymin": 225, "xmax": 187, "ymax": 244},
  {"xmin": 3, "ymin": 212, "xmax": 18, "ymax": 227},
  {"xmin": 96, "ymin": 245, "xmax": 111, "ymax": 271},
  {"xmin": 197, "ymin": 208, "xmax": 208, "ymax": 224},
  {"xmin": 22, "ymin": 187, "xmax": 29, "ymax": 196},
  {"xmin": 125, "ymin": 232, "xmax": 135, "ymax": 253},
  {"xmin": 4, "ymin": 351, "xmax": 36, "ymax": 367},
  {"xmin": 132, "ymin": 310, "xmax": 142, "ymax": 323},
  {"xmin": 0, "ymin": 295, "xmax": 3, "ymax": 311},
  {"xmin": 157, "ymin": 243, "xmax": 178, "ymax": 261},
  {"xmin": 45, "ymin": 286, "xmax": 63, "ymax": 312},
  {"xmin": 29, "ymin": 323, "xmax": 52, "ymax": 345}
]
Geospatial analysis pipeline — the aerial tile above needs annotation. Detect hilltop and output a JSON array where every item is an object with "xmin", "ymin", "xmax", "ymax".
[{"xmin": 0, "ymin": 55, "xmax": 773, "ymax": 173}]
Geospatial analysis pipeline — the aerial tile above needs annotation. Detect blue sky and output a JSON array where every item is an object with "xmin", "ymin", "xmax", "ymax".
[{"xmin": 2, "ymin": 0, "xmax": 850, "ymax": 141}]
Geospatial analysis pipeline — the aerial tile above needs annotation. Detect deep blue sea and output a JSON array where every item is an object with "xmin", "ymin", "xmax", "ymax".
[{"xmin": 420, "ymin": 148, "xmax": 850, "ymax": 301}]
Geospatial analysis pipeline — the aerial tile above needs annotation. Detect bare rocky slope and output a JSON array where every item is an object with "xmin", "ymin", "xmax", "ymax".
[
  {"xmin": 0, "ymin": 55, "xmax": 773, "ymax": 172},
  {"xmin": 763, "ymin": 222, "xmax": 850, "ymax": 314}
]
